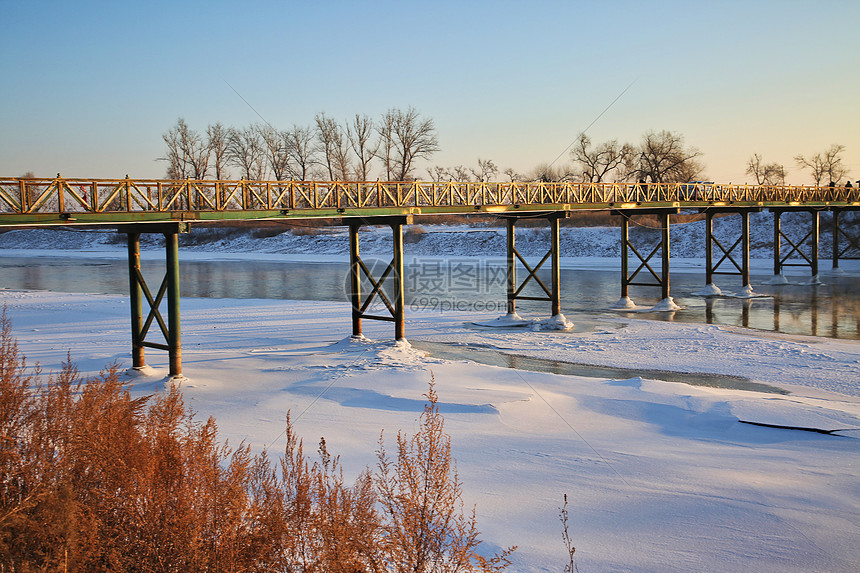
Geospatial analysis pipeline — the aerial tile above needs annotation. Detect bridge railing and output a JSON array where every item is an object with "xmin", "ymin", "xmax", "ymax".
[{"xmin": 1, "ymin": 177, "xmax": 858, "ymax": 218}]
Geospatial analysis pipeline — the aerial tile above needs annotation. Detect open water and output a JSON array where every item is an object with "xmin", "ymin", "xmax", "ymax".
[{"xmin": 1, "ymin": 255, "xmax": 858, "ymax": 340}]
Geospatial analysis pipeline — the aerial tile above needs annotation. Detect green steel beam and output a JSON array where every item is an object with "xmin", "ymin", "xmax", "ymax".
[{"xmin": 2, "ymin": 201, "xmax": 860, "ymax": 227}]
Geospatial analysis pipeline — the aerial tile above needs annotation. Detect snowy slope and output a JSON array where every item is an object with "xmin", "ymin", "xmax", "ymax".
[{"xmin": 1, "ymin": 210, "xmax": 855, "ymax": 261}]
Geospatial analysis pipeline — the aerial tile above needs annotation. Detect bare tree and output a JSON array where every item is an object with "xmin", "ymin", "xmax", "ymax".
[
  {"xmin": 451, "ymin": 165, "xmax": 472, "ymax": 181},
  {"xmin": 159, "ymin": 119, "xmax": 186, "ymax": 178},
  {"xmin": 347, "ymin": 114, "xmax": 377, "ymax": 181},
  {"xmin": 635, "ymin": 130, "xmax": 704, "ymax": 183},
  {"xmin": 746, "ymin": 153, "xmax": 786, "ymax": 185},
  {"xmin": 503, "ymin": 168, "xmax": 521, "ymax": 182},
  {"xmin": 206, "ymin": 122, "xmax": 231, "ymax": 180},
  {"xmin": 259, "ymin": 125, "xmax": 292, "ymax": 181},
  {"xmin": 227, "ymin": 126, "xmax": 266, "ymax": 180},
  {"xmin": 315, "ymin": 112, "xmax": 351, "ymax": 180},
  {"xmin": 570, "ymin": 133, "xmax": 634, "ymax": 182},
  {"xmin": 427, "ymin": 166, "xmax": 450, "ymax": 182},
  {"xmin": 794, "ymin": 144, "xmax": 847, "ymax": 185},
  {"xmin": 470, "ymin": 158, "xmax": 498, "ymax": 182},
  {"xmin": 377, "ymin": 107, "xmax": 440, "ymax": 181},
  {"xmin": 528, "ymin": 162, "xmax": 574, "ymax": 182},
  {"xmin": 160, "ymin": 118, "xmax": 210, "ymax": 179},
  {"xmin": 376, "ymin": 111, "xmax": 395, "ymax": 180},
  {"xmin": 285, "ymin": 124, "xmax": 317, "ymax": 181}
]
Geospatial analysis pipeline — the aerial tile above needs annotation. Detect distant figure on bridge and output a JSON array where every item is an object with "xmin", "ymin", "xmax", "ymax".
[{"xmin": 846, "ymin": 180, "xmax": 853, "ymax": 188}]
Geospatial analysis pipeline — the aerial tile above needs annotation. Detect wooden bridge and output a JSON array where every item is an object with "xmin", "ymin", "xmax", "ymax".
[
  {"xmin": 2, "ymin": 175, "xmax": 859, "ymax": 380},
  {"xmin": 1, "ymin": 176, "xmax": 858, "ymax": 225}
]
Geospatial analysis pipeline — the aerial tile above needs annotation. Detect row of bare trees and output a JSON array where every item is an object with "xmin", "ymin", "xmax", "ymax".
[
  {"xmin": 160, "ymin": 108, "xmax": 440, "ymax": 182},
  {"xmin": 162, "ymin": 114, "xmax": 850, "ymax": 186},
  {"xmin": 562, "ymin": 134, "xmax": 849, "ymax": 186},
  {"xmin": 428, "ymin": 131, "xmax": 706, "ymax": 185},
  {"xmin": 0, "ymin": 311, "xmax": 514, "ymax": 572},
  {"xmin": 746, "ymin": 145, "xmax": 851, "ymax": 186},
  {"xmin": 743, "ymin": 145, "xmax": 851, "ymax": 186},
  {"xmin": 532, "ymin": 130, "xmax": 705, "ymax": 184}
]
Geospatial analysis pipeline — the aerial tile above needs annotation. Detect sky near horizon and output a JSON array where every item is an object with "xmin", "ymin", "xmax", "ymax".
[{"xmin": 1, "ymin": 0, "xmax": 858, "ymax": 184}]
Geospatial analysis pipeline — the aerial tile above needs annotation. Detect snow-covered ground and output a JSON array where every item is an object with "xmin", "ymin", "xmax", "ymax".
[
  {"xmin": 2, "ymin": 289, "xmax": 858, "ymax": 572},
  {"xmin": 2, "ymin": 214, "xmax": 859, "ymax": 571}
]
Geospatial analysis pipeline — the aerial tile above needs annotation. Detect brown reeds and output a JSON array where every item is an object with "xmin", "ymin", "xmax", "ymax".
[{"xmin": 0, "ymin": 309, "xmax": 514, "ymax": 572}]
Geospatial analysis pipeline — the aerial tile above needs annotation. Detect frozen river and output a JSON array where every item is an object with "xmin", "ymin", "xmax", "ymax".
[{"xmin": 1, "ymin": 254, "xmax": 858, "ymax": 340}]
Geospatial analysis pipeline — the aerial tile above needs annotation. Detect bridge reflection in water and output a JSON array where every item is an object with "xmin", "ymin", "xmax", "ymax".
[{"xmin": 2, "ymin": 175, "xmax": 859, "ymax": 378}]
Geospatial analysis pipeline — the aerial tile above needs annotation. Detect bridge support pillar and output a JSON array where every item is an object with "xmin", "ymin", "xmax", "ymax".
[
  {"xmin": 124, "ymin": 223, "xmax": 188, "ymax": 380},
  {"xmin": 771, "ymin": 209, "xmax": 820, "ymax": 283},
  {"xmin": 701, "ymin": 208, "xmax": 757, "ymax": 296},
  {"xmin": 348, "ymin": 216, "xmax": 409, "ymax": 340},
  {"xmin": 612, "ymin": 208, "xmax": 680, "ymax": 311},
  {"xmin": 503, "ymin": 212, "xmax": 565, "ymax": 322},
  {"xmin": 831, "ymin": 208, "xmax": 860, "ymax": 269},
  {"xmin": 127, "ymin": 233, "xmax": 145, "ymax": 369}
]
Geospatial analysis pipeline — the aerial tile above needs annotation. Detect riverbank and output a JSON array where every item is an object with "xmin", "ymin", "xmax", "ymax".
[{"xmin": 1, "ymin": 210, "xmax": 857, "ymax": 270}]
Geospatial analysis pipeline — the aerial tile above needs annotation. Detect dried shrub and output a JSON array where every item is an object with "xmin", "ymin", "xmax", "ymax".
[
  {"xmin": 403, "ymin": 225, "xmax": 427, "ymax": 244},
  {"xmin": 376, "ymin": 380, "xmax": 516, "ymax": 572},
  {"xmin": 289, "ymin": 224, "xmax": 326, "ymax": 237},
  {"xmin": 0, "ymin": 310, "xmax": 514, "ymax": 572}
]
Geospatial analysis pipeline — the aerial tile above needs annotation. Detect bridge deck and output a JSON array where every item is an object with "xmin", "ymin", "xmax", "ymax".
[{"xmin": 1, "ymin": 176, "xmax": 858, "ymax": 226}]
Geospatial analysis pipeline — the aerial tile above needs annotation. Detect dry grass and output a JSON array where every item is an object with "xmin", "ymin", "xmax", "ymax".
[{"xmin": 0, "ymin": 310, "xmax": 514, "ymax": 573}]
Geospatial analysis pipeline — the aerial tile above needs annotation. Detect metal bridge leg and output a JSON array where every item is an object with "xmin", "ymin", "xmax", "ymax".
[
  {"xmin": 506, "ymin": 218, "xmax": 516, "ymax": 315},
  {"xmin": 345, "ymin": 216, "xmax": 408, "ymax": 341},
  {"xmin": 660, "ymin": 211, "xmax": 671, "ymax": 301},
  {"xmin": 741, "ymin": 210, "xmax": 750, "ymax": 288},
  {"xmin": 127, "ymin": 233, "xmax": 145, "ymax": 369},
  {"xmin": 705, "ymin": 212, "xmax": 714, "ymax": 286},
  {"xmin": 773, "ymin": 211, "xmax": 782, "ymax": 277},
  {"xmin": 832, "ymin": 210, "xmax": 840, "ymax": 270},
  {"xmin": 391, "ymin": 222, "xmax": 405, "ymax": 341},
  {"xmin": 124, "ymin": 223, "xmax": 187, "ymax": 379},
  {"xmin": 703, "ymin": 208, "xmax": 756, "ymax": 293},
  {"xmin": 613, "ymin": 208, "xmax": 678, "ymax": 309},
  {"xmin": 620, "ymin": 216, "xmax": 630, "ymax": 300},
  {"xmin": 811, "ymin": 210, "xmax": 820, "ymax": 279},
  {"xmin": 165, "ymin": 232, "xmax": 182, "ymax": 379},
  {"xmin": 550, "ymin": 215, "xmax": 561, "ymax": 316},
  {"xmin": 502, "ymin": 213, "xmax": 565, "ymax": 321},
  {"xmin": 349, "ymin": 223, "xmax": 362, "ymax": 337}
]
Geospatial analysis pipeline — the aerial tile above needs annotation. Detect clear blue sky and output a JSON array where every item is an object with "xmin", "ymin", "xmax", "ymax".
[{"xmin": 1, "ymin": 0, "xmax": 858, "ymax": 183}]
